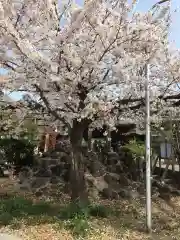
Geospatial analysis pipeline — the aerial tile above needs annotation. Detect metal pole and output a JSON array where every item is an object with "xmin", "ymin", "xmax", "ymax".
[{"xmin": 145, "ymin": 64, "xmax": 152, "ymax": 233}]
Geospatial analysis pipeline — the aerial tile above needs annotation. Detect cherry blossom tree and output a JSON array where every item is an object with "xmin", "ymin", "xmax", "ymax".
[{"xmin": 1, "ymin": 0, "xmax": 180, "ymax": 203}]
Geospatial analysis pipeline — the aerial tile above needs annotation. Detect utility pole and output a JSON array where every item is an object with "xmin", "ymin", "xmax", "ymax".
[
  {"xmin": 145, "ymin": 64, "xmax": 152, "ymax": 233},
  {"xmin": 144, "ymin": 0, "xmax": 171, "ymax": 233}
]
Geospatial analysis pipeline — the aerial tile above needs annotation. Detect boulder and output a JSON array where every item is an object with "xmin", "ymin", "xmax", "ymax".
[
  {"xmin": 31, "ymin": 177, "xmax": 50, "ymax": 189},
  {"xmin": 102, "ymin": 188, "xmax": 119, "ymax": 200},
  {"xmin": 119, "ymin": 188, "xmax": 139, "ymax": 199},
  {"xmin": 85, "ymin": 173, "xmax": 108, "ymax": 192},
  {"xmin": 50, "ymin": 176, "xmax": 63, "ymax": 184},
  {"xmin": 85, "ymin": 172, "xmax": 121, "ymax": 200},
  {"xmin": 119, "ymin": 173, "xmax": 131, "ymax": 186},
  {"xmin": 34, "ymin": 167, "xmax": 52, "ymax": 178},
  {"xmin": 104, "ymin": 173, "xmax": 120, "ymax": 184},
  {"xmin": 18, "ymin": 167, "xmax": 33, "ymax": 184},
  {"xmin": 107, "ymin": 152, "xmax": 119, "ymax": 162}
]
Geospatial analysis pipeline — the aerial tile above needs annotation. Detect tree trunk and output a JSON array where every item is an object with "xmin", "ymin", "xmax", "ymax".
[{"xmin": 69, "ymin": 120, "xmax": 89, "ymax": 205}]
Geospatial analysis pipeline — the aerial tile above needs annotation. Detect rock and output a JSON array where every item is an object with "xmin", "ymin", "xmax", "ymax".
[
  {"xmin": 171, "ymin": 189, "xmax": 180, "ymax": 196},
  {"xmin": 0, "ymin": 234, "xmax": 22, "ymax": 240},
  {"xmin": 106, "ymin": 152, "xmax": 119, "ymax": 165},
  {"xmin": 37, "ymin": 158, "xmax": 59, "ymax": 166},
  {"xmin": 18, "ymin": 180, "xmax": 31, "ymax": 191},
  {"xmin": 89, "ymin": 159, "xmax": 106, "ymax": 177},
  {"xmin": 119, "ymin": 189, "xmax": 139, "ymax": 199},
  {"xmin": 137, "ymin": 184, "xmax": 145, "ymax": 194},
  {"xmin": 119, "ymin": 173, "xmax": 131, "ymax": 186},
  {"xmin": 107, "ymin": 152, "xmax": 119, "ymax": 159},
  {"xmin": 50, "ymin": 164, "xmax": 64, "ymax": 176},
  {"xmin": 50, "ymin": 163, "xmax": 70, "ymax": 180},
  {"xmin": 89, "ymin": 187, "xmax": 99, "ymax": 200},
  {"xmin": 85, "ymin": 172, "xmax": 121, "ymax": 200},
  {"xmin": 50, "ymin": 176, "xmax": 63, "ymax": 184},
  {"xmin": 49, "ymin": 151, "xmax": 59, "ymax": 159},
  {"xmin": 34, "ymin": 168, "xmax": 52, "ymax": 178},
  {"xmin": 102, "ymin": 188, "xmax": 119, "ymax": 200},
  {"xmin": 63, "ymin": 183, "xmax": 70, "ymax": 194},
  {"xmin": 104, "ymin": 173, "xmax": 120, "ymax": 184},
  {"xmin": 31, "ymin": 177, "xmax": 50, "ymax": 189},
  {"xmin": 85, "ymin": 173, "xmax": 108, "ymax": 192},
  {"xmin": 18, "ymin": 167, "xmax": 33, "ymax": 184}
]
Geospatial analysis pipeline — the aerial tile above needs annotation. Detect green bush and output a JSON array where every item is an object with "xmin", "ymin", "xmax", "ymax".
[
  {"xmin": 88, "ymin": 204, "xmax": 110, "ymax": 218},
  {"xmin": 0, "ymin": 197, "xmax": 53, "ymax": 225},
  {"xmin": 59, "ymin": 202, "xmax": 89, "ymax": 220},
  {"xmin": 0, "ymin": 212, "xmax": 13, "ymax": 225},
  {"xmin": 0, "ymin": 197, "xmax": 31, "ymax": 217},
  {"xmin": 27, "ymin": 202, "xmax": 52, "ymax": 215},
  {"xmin": 0, "ymin": 138, "xmax": 35, "ymax": 167},
  {"xmin": 59, "ymin": 202, "xmax": 110, "ymax": 220},
  {"xmin": 122, "ymin": 139, "xmax": 145, "ymax": 158},
  {"xmin": 59, "ymin": 202, "xmax": 89, "ymax": 237}
]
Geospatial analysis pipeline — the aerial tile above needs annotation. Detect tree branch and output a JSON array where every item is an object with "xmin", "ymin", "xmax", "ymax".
[
  {"xmin": 33, "ymin": 84, "xmax": 69, "ymax": 127},
  {"xmin": 152, "ymin": 0, "xmax": 170, "ymax": 9}
]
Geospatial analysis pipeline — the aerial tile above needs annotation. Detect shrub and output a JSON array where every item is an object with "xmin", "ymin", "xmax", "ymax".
[
  {"xmin": 0, "ymin": 212, "xmax": 13, "ymax": 225},
  {"xmin": 0, "ymin": 138, "xmax": 35, "ymax": 169},
  {"xmin": 0, "ymin": 197, "xmax": 53, "ymax": 224},
  {"xmin": 122, "ymin": 139, "xmax": 145, "ymax": 159},
  {"xmin": 88, "ymin": 204, "xmax": 110, "ymax": 218}
]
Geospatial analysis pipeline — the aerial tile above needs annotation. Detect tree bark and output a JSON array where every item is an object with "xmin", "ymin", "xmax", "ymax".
[{"xmin": 69, "ymin": 119, "xmax": 89, "ymax": 205}]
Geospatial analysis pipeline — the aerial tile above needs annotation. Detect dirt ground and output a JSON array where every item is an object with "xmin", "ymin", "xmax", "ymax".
[{"xmin": 0, "ymin": 178, "xmax": 180, "ymax": 240}]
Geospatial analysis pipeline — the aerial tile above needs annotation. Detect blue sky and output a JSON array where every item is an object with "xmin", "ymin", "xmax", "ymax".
[
  {"xmin": 75, "ymin": 0, "xmax": 180, "ymax": 48},
  {"xmin": 133, "ymin": 0, "xmax": 180, "ymax": 48},
  {"xmin": 1, "ymin": 0, "xmax": 180, "ymax": 100}
]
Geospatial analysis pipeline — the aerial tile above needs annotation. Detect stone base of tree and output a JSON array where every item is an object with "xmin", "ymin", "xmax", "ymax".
[{"xmin": 15, "ymin": 145, "xmax": 180, "ymax": 202}]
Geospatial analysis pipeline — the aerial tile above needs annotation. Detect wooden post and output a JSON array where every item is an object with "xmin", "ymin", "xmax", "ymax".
[{"xmin": 44, "ymin": 133, "xmax": 50, "ymax": 152}]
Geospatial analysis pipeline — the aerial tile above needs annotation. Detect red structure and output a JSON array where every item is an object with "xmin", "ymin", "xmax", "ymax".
[{"xmin": 39, "ymin": 126, "xmax": 58, "ymax": 152}]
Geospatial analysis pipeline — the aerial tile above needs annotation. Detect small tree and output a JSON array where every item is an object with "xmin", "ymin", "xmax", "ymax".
[{"xmin": 1, "ymin": 0, "xmax": 180, "ymax": 204}]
